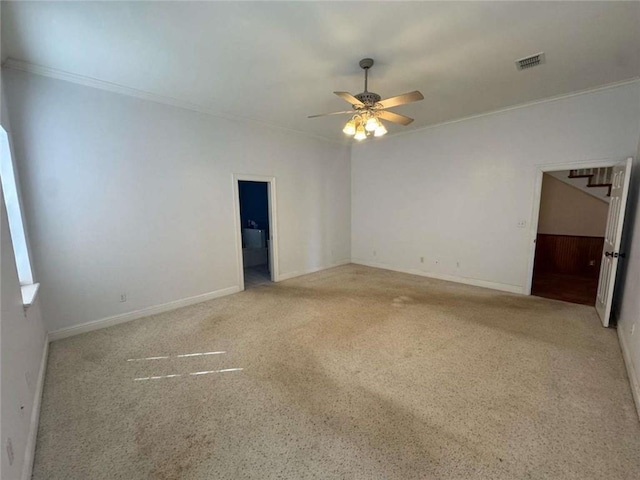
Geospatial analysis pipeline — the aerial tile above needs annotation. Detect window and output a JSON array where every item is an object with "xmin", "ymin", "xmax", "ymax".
[{"xmin": 1, "ymin": 126, "xmax": 38, "ymax": 305}]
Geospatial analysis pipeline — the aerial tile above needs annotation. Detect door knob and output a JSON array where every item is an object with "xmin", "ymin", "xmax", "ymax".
[{"xmin": 605, "ymin": 252, "xmax": 625, "ymax": 258}]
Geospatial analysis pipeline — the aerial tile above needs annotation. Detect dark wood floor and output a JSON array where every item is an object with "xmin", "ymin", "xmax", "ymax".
[{"xmin": 531, "ymin": 272, "xmax": 598, "ymax": 306}]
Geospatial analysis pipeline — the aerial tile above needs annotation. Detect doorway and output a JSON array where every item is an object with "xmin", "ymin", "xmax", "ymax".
[
  {"xmin": 527, "ymin": 159, "xmax": 632, "ymax": 326},
  {"xmin": 233, "ymin": 175, "xmax": 279, "ymax": 290},
  {"xmin": 531, "ymin": 169, "xmax": 610, "ymax": 305}
]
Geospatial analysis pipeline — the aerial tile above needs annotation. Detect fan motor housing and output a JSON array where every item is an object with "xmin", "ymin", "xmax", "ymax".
[{"xmin": 355, "ymin": 91, "xmax": 381, "ymax": 106}]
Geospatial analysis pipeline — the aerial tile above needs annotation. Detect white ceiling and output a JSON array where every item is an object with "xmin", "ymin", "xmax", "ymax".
[{"xmin": 2, "ymin": 1, "xmax": 639, "ymax": 142}]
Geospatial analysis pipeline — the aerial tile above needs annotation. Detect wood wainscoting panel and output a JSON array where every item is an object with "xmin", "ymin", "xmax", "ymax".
[{"xmin": 533, "ymin": 234, "xmax": 604, "ymax": 278}]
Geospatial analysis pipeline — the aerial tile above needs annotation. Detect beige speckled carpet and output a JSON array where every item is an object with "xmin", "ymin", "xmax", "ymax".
[{"xmin": 33, "ymin": 265, "xmax": 640, "ymax": 479}]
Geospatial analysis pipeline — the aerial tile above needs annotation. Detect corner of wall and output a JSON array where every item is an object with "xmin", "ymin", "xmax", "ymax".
[
  {"xmin": 613, "ymin": 140, "xmax": 640, "ymax": 419},
  {"xmin": 1, "ymin": 193, "xmax": 49, "ymax": 480},
  {"xmin": 20, "ymin": 331, "xmax": 49, "ymax": 480}
]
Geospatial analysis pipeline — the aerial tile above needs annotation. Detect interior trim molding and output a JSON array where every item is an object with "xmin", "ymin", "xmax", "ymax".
[
  {"xmin": 1, "ymin": 58, "xmax": 342, "ymax": 146},
  {"xmin": 5, "ymin": 58, "xmax": 638, "ymax": 146},
  {"xmin": 21, "ymin": 334, "xmax": 49, "ymax": 480},
  {"xmin": 48, "ymin": 286, "xmax": 241, "ymax": 341},
  {"xmin": 618, "ymin": 327, "xmax": 640, "ymax": 420},
  {"xmin": 278, "ymin": 260, "xmax": 352, "ymax": 282},
  {"xmin": 354, "ymin": 77, "xmax": 640, "ymax": 143},
  {"xmin": 524, "ymin": 157, "xmax": 623, "ymax": 296},
  {"xmin": 352, "ymin": 259, "xmax": 524, "ymax": 294},
  {"xmin": 232, "ymin": 174, "xmax": 280, "ymax": 291},
  {"xmin": 48, "ymin": 260, "xmax": 353, "ymax": 341}
]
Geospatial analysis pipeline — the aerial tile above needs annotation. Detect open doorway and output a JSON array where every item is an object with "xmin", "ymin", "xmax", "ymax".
[
  {"xmin": 527, "ymin": 159, "xmax": 632, "ymax": 326},
  {"xmin": 233, "ymin": 175, "xmax": 279, "ymax": 290},
  {"xmin": 531, "ymin": 168, "xmax": 611, "ymax": 305},
  {"xmin": 239, "ymin": 181, "xmax": 271, "ymax": 288}
]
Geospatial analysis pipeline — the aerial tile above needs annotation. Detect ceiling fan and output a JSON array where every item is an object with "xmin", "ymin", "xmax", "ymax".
[{"xmin": 308, "ymin": 58, "xmax": 424, "ymax": 140}]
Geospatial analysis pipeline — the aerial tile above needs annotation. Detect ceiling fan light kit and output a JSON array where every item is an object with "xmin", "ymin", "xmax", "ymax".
[
  {"xmin": 374, "ymin": 123, "xmax": 387, "ymax": 137},
  {"xmin": 354, "ymin": 125, "xmax": 367, "ymax": 141},
  {"xmin": 342, "ymin": 119, "xmax": 356, "ymax": 136},
  {"xmin": 309, "ymin": 58, "xmax": 424, "ymax": 140}
]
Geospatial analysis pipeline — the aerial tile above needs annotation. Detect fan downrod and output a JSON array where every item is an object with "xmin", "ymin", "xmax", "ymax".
[{"xmin": 355, "ymin": 58, "xmax": 380, "ymax": 104}]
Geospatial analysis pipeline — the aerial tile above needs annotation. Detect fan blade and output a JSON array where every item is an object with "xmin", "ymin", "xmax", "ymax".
[
  {"xmin": 377, "ymin": 110, "xmax": 414, "ymax": 126},
  {"xmin": 377, "ymin": 91, "xmax": 424, "ymax": 109},
  {"xmin": 308, "ymin": 110, "xmax": 356, "ymax": 119},
  {"xmin": 334, "ymin": 91, "xmax": 364, "ymax": 107}
]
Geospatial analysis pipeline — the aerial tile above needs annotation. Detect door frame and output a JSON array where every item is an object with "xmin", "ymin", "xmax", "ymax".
[
  {"xmin": 232, "ymin": 174, "xmax": 280, "ymax": 291},
  {"xmin": 524, "ymin": 158, "xmax": 618, "ymax": 295}
]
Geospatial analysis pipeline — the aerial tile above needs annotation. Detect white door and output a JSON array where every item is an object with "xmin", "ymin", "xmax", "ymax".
[{"xmin": 595, "ymin": 158, "xmax": 632, "ymax": 326}]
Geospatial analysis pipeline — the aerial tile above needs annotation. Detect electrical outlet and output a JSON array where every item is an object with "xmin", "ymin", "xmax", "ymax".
[
  {"xmin": 6, "ymin": 437, "xmax": 14, "ymax": 466},
  {"xmin": 517, "ymin": 219, "xmax": 527, "ymax": 228},
  {"xmin": 632, "ymin": 324, "xmax": 636, "ymax": 336},
  {"xmin": 120, "ymin": 294, "xmax": 127, "ymax": 303},
  {"xmin": 373, "ymin": 250, "xmax": 377, "ymax": 257},
  {"xmin": 420, "ymin": 257, "xmax": 424, "ymax": 263},
  {"xmin": 456, "ymin": 261, "xmax": 460, "ymax": 268}
]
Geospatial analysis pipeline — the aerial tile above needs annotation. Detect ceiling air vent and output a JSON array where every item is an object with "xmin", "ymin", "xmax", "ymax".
[{"xmin": 515, "ymin": 52, "xmax": 545, "ymax": 71}]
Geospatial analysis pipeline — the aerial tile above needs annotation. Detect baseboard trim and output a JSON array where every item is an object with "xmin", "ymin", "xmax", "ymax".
[
  {"xmin": 277, "ymin": 260, "xmax": 351, "ymax": 282},
  {"xmin": 48, "ymin": 286, "xmax": 241, "ymax": 341},
  {"xmin": 352, "ymin": 260, "xmax": 524, "ymax": 294},
  {"xmin": 21, "ymin": 334, "xmax": 49, "ymax": 480},
  {"xmin": 618, "ymin": 327, "xmax": 640, "ymax": 420},
  {"xmin": 48, "ymin": 262, "xmax": 354, "ymax": 340}
]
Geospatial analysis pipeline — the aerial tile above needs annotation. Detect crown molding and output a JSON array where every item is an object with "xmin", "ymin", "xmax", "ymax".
[
  {"xmin": 2, "ymin": 58, "xmax": 347, "ymax": 146},
  {"xmin": 356, "ymin": 76, "xmax": 640, "ymax": 144},
  {"xmin": 4, "ymin": 58, "xmax": 639, "ymax": 148}
]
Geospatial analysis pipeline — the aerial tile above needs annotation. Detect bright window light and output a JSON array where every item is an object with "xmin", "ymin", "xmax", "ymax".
[{"xmin": 1, "ymin": 126, "xmax": 34, "ymax": 286}]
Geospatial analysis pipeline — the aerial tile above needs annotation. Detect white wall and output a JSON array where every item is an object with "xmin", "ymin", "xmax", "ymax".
[
  {"xmin": 1, "ymin": 191, "xmax": 47, "ymax": 480},
  {"xmin": 1, "ymin": 72, "xmax": 48, "ymax": 480},
  {"xmin": 352, "ymin": 81, "xmax": 640, "ymax": 292},
  {"xmin": 537, "ymin": 174, "xmax": 608, "ymax": 237},
  {"xmin": 3, "ymin": 69, "xmax": 351, "ymax": 333},
  {"xmin": 616, "ymin": 148, "xmax": 640, "ymax": 415},
  {"xmin": 547, "ymin": 169, "xmax": 611, "ymax": 203}
]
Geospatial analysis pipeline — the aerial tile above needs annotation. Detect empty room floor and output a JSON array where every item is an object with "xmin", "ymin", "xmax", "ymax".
[{"xmin": 33, "ymin": 265, "xmax": 640, "ymax": 479}]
